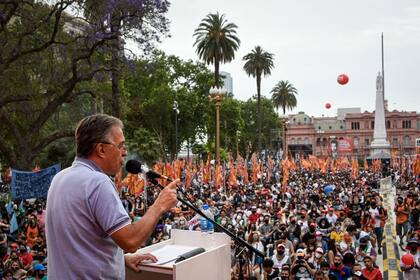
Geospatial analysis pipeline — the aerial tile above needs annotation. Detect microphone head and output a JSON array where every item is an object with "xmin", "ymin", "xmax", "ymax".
[
  {"xmin": 145, "ymin": 170, "xmax": 161, "ymax": 180},
  {"xmin": 125, "ymin": 159, "xmax": 142, "ymax": 174}
]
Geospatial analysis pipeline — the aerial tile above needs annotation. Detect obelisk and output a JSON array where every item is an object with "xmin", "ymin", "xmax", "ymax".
[{"xmin": 370, "ymin": 72, "xmax": 390, "ymax": 159}]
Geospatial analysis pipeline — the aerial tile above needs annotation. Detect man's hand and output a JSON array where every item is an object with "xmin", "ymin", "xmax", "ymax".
[
  {"xmin": 125, "ymin": 253, "xmax": 158, "ymax": 272},
  {"xmin": 153, "ymin": 179, "xmax": 180, "ymax": 214}
]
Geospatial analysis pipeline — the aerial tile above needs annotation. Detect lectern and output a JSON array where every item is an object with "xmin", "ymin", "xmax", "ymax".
[{"xmin": 126, "ymin": 229, "xmax": 231, "ymax": 280}]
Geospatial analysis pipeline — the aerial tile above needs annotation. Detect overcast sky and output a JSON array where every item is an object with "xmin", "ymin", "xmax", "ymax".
[{"xmin": 156, "ymin": 0, "xmax": 420, "ymax": 117}]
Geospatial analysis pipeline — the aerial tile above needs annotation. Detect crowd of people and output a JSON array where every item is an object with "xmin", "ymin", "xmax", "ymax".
[
  {"xmin": 0, "ymin": 154, "xmax": 419, "ymax": 279},
  {"xmin": 120, "ymin": 156, "xmax": 419, "ymax": 280}
]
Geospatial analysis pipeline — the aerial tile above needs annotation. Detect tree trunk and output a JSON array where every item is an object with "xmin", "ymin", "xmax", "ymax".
[
  {"xmin": 256, "ymin": 73, "xmax": 262, "ymax": 152},
  {"xmin": 214, "ymin": 59, "xmax": 220, "ymax": 87}
]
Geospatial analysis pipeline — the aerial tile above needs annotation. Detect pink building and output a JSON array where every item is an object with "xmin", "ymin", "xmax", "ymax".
[{"xmin": 286, "ymin": 108, "xmax": 420, "ymax": 158}]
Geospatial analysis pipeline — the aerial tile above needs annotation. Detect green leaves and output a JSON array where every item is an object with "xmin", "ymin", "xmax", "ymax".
[{"xmin": 271, "ymin": 80, "xmax": 298, "ymax": 115}]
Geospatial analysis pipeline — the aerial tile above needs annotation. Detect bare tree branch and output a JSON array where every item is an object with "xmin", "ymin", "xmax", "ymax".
[{"xmin": 31, "ymin": 129, "xmax": 74, "ymax": 156}]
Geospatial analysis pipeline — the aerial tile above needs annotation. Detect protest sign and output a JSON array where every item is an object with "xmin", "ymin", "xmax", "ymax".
[{"xmin": 11, "ymin": 164, "xmax": 61, "ymax": 199}]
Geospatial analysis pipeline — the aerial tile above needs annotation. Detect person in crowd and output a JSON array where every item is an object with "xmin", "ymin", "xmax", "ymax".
[
  {"xmin": 395, "ymin": 196, "xmax": 410, "ymax": 246},
  {"xmin": 27, "ymin": 263, "xmax": 47, "ymax": 280},
  {"xmin": 262, "ymin": 258, "xmax": 279, "ymax": 280},
  {"xmin": 400, "ymin": 239, "xmax": 420, "ymax": 280},
  {"xmin": 361, "ymin": 256, "xmax": 383, "ymax": 280},
  {"xmin": 329, "ymin": 255, "xmax": 351, "ymax": 280},
  {"xmin": 272, "ymin": 243, "xmax": 290, "ymax": 270}
]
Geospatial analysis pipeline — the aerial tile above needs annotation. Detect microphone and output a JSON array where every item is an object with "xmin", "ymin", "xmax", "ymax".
[
  {"xmin": 145, "ymin": 170, "xmax": 172, "ymax": 182},
  {"xmin": 125, "ymin": 159, "xmax": 145, "ymax": 174},
  {"xmin": 125, "ymin": 160, "xmax": 172, "ymax": 182},
  {"xmin": 175, "ymin": 248, "xmax": 205, "ymax": 263}
]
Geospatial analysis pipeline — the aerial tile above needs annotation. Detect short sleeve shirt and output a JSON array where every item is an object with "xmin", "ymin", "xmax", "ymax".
[{"xmin": 46, "ymin": 157, "xmax": 131, "ymax": 279}]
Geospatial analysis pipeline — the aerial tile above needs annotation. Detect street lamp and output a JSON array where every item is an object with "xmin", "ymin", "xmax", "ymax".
[
  {"xmin": 173, "ymin": 101, "xmax": 180, "ymax": 159},
  {"xmin": 279, "ymin": 115, "xmax": 289, "ymax": 159},
  {"xmin": 210, "ymin": 86, "xmax": 227, "ymax": 163}
]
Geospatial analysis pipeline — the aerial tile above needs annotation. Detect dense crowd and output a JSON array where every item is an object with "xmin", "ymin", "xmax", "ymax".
[{"xmin": 0, "ymin": 156, "xmax": 419, "ymax": 280}]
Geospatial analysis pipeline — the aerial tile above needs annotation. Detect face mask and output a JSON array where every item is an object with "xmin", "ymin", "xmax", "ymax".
[
  {"xmin": 309, "ymin": 227, "xmax": 315, "ymax": 233},
  {"xmin": 253, "ymin": 236, "xmax": 258, "ymax": 241},
  {"xmin": 264, "ymin": 219, "xmax": 269, "ymax": 223},
  {"xmin": 221, "ymin": 220, "xmax": 227, "ymax": 225},
  {"xmin": 371, "ymin": 203, "xmax": 376, "ymax": 208},
  {"xmin": 334, "ymin": 262, "xmax": 341, "ymax": 267},
  {"xmin": 277, "ymin": 249, "xmax": 285, "ymax": 255},
  {"xmin": 315, "ymin": 252, "xmax": 322, "ymax": 258}
]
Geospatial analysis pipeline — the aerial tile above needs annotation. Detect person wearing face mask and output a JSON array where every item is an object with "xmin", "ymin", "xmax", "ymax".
[
  {"xmin": 329, "ymin": 255, "xmax": 351, "ymax": 280},
  {"xmin": 272, "ymin": 244, "xmax": 290, "ymax": 270},
  {"xmin": 308, "ymin": 247, "xmax": 326, "ymax": 270},
  {"xmin": 26, "ymin": 214, "xmax": 40, "ymax": 248},
  {"xmin": 248, "ymin": 231, "xmax": 264, "ymax": 278}
]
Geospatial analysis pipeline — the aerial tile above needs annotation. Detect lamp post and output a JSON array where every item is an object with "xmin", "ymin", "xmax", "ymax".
[
  {"xmin": 173, "ymin": 101, "xmax": 179, "ymax": 159},
  {"xmin": 279, "ymin": 115, "xmax": 288, "ymax": 159},
  {"xmin": 210, "ymin": 86, "xmax": 227, "ymax": 163}
]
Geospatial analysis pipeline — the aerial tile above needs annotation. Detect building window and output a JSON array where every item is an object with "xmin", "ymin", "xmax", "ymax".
[
  {"xmin": 297, "ymin": 137, "xmax": 302, "ymax": 144},
  {"xmin": 371, "ymin": 121, "xmax": 375, "ymax": 129},
  {"xmin": 354, "ymin": 137, "xmax": 359, "ymax": 147},
  {"xmin": 404, "ymin": 135, "xmax": 410, "ymax": 146},
  {"xmin": 329, "ymin": 126, "xmax": 332, "ymax": 130},
  {"xmin": 402, "ymin": 120, "xmax": 412, "ymax": 129},
  {"xmin": 393, "ymin": 138, "xmax": 398, "ymax": 146},
  {"xmin": 318, "ymin": 126, "xmax": 321, "ymax": 130},
  {"xmin": 340, "ymin": 125, "xmax": 343, "ymax": 129},
  {"xmin": 386, "ymin": 120, "xmax": 391, "ymax": 129},
  {"xmin": 351, "ymin": 122, "xmax": 360, "ymax": 130},
  {"xmin": 304, "ymin": 137, "xmax": 309, "ymax": 144},
  {"xmin": 392, "ymin": 120, "xmax": 397, "ymax": 128},
  {"xmin": 290, "ymin": 138, "xmax": 295, "ymax": 144},
  {"xmin": 304, "ymin": 117, "xmax": 307, "ymax": 122},
  {"xmin": 316, "ymin": 138, "xmax": 321, "ymax": 146},
  {"xmin": 365, "ymin": 138, "xmax": 370, "ymax": 146}
]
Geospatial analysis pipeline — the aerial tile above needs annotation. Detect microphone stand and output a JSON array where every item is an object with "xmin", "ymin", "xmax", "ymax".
[{"xmin": 148, "ymin": 179, "xmax": 265, "ymax": 264}]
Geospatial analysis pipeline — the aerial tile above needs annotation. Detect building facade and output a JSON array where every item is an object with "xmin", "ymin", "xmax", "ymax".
[
  {"xmin": 285, "ymin": 109, "xmax": 420, "ymax": 158},
  {"xmin": 220, "ymin": 71, "xmax": 233, "ymax": 94}
]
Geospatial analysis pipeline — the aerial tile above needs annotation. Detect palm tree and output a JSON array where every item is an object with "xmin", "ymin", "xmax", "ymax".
[
  {"xmin": 271, "ymin": 80, "xmax": 298, "ymax": 115},
  {"xmin": 243, "ymin": 46, "xmax": 274, "ymax": 151},
  {"xmin": 193, "ymin": 12, "xmax": 240, "ymax": 86}
]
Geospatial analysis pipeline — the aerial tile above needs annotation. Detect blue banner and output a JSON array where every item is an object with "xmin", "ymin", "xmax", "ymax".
[{"xmin": 11, "ymin": 164, "xmax": 61, "ymax": 199}]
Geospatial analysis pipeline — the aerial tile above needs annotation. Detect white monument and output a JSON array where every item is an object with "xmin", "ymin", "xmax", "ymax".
[{"xmin": 370, "ymin": 72, "xmax": 391, "ymax": 159}]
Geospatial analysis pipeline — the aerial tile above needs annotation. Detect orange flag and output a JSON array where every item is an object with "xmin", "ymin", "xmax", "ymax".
[
  {"xmin": 282, "ymin": 168, "xmax": 289, "ymax": 193},
  {"xmin": 364, "ymin": 158, "xmax": 368, "ymax": 171},
  {"xmin": 243, "ymin": 161, "xmax": 249, "ymax": 185},
  {"xmin": 229, "ymin": 159, "xmax": 237, "ymax": 187},
  {"xmin": 414, "ymin": 155, "xmax": 420, "ymax": 176},
  {"xmin": 204, "ymin": 155, "xmax": 211, "ymax": 184}
]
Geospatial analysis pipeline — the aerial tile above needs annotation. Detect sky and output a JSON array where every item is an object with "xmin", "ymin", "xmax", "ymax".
[{"xmin": 156, "ymin": 0, "xmax": 420, "ymax": 118}]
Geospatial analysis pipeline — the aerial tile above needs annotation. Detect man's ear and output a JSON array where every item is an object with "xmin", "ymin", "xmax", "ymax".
[{"xmin": 95, "ymin": 143, "xmax": 107, "ymax": 159}]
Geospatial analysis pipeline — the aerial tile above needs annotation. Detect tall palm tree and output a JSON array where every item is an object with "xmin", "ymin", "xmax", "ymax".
[
  {"xmin": 243, "ymin": 46, "xmax": 274, "ymax": 151},
  {"xmin": 193, "ymin": 12, "xmax": 240, "ymax": 86},
  {"xmin": 271, "ymin": 80, "xmax": 298, "ymax": 115}
]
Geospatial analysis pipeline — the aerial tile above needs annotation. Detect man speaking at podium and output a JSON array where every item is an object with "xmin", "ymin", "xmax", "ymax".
[{"xmin": 46, "ymin": 114, "xmax": 179, "ymax": 279}]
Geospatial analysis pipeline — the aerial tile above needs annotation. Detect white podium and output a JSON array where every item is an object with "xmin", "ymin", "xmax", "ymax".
[{"xmin": 126, "ymin": 229, "xmax": 231, "ymax": 280}]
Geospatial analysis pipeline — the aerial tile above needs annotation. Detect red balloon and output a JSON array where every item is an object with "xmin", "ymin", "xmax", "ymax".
[
  {"xmin": 337, "ymin": 74, "xmax": 349, "ymax": 85},
  {"xmin": 325, "ymin": 103, "xmax": 331, "ymax": 109},
  {"xmin": 401, "ymin": 254, "xmax": 414, "ymax": 266}
]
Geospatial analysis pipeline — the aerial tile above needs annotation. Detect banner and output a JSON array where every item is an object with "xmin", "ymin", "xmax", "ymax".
[
  {"xmin": 337, "ymin": 138, "xmax": 353, "ymax": 153},
  {"xmin": 11, "ymin": 164, "xmax": 61, "ymax": 199}
]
